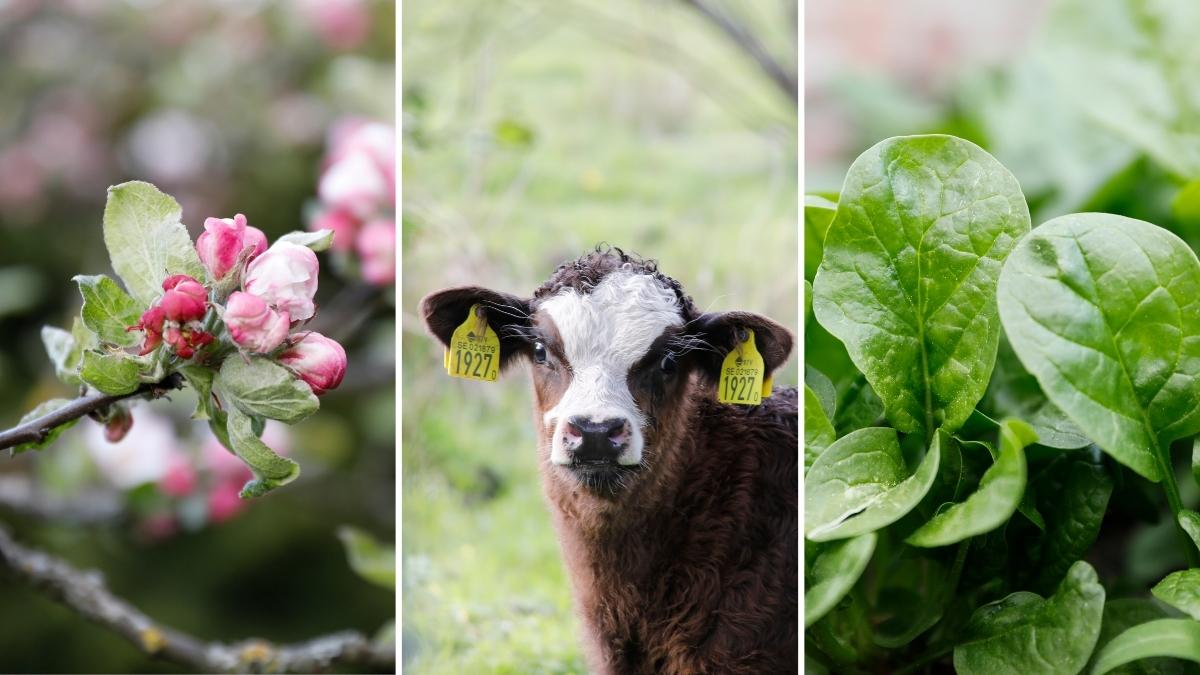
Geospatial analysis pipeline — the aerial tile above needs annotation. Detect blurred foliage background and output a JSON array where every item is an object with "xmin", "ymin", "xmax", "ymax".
[
  {"xmin": 806, "ymin": 0, "xmax": 1200, "ymax": 634},
  {"xmin": 402, "ymin": 0, "xmax": 796, "ymax": 671},
  {"xmin": 0, "ymin": 1, "xmax": 395, "ymax": 672}
]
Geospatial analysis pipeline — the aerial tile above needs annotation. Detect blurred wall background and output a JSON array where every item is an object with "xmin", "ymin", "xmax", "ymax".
[
  {"xmin": 402, "ymin": 0, "xmax": 797, "ymax": 671},
  {"xmin": 0, "ymin": 1, "xmax": 395, "ymax": 672}
]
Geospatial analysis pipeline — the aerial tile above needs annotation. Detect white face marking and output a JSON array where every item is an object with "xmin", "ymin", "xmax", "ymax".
[{"xmin": 539, "ymin": 269, "xmax": 684, "ymax": 466}]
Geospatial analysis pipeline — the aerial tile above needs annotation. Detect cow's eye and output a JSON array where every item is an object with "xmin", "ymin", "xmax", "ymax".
[
  {"xmin": 533, "ymin": 341, "xmax": 548, "ymax": 364},
  {"xmin": 660, "ymin": 352, "xmax": 677, "ymax": 375}
]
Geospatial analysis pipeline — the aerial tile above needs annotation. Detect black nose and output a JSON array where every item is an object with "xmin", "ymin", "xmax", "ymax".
[{"xmin": 565, "ymin": 416, "xmax": 629, "ymax": 463}]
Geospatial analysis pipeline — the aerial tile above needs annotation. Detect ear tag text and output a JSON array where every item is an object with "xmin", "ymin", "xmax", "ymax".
[
  {"xmin": 446, "ymin": 303, "xmax": 501, "ymax": 382},
  {"xmin": 718, "ymin": 328, "xmax": 764, "ymax": 405}
]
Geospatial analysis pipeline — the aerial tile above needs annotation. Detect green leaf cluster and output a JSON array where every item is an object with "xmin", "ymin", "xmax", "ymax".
[{"xmin": 806, "ymin": 134, "xmax": 1200, "ymax": 673}]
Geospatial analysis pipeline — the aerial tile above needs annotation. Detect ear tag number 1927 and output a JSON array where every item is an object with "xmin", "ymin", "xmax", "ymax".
[
  {"xmin": 444, "ymin": 303, "xmax": 501, "ymax": 382},
  {"xmin": 718, "ymin": 328, "xmax": 765, "ymax": 405}
]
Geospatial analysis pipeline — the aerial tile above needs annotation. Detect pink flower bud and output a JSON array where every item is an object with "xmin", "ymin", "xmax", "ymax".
[
  {"xmin": 159, "ymin": 455, "xmax": 198, "ymax": 497},
  {"xmin": 159, "ymin": 274, "xmax": 208, "ymax": 323},
  {"xmin": 278, "ymin": 332, "xmax": 346, "ymax": 395},
  {"xmin": 207, "ymin": 480, "xmax": 246, "ymax": 523},
  {"xmin": 311, "ymin": 207, "xmax": 359, "ymax": 252},
  {"xmin": 356, "ymin": 219, "xmax": 395, "ymax": 286},
  {"xmin": 196, "ymin": 213, "xmax": 268, "ymax": 280},
  {"xmin": 104, "ymin": 408, "xmax": 134, "ymax": 443},
  {"xmin": 318, "ymin": 150, "xmax": 390, "ymax": 218},
  {"xmin": 223, "ymin": 291, "xmax": 290, "ymax": 353},
  {"xmin": 243, "ymin": 241, "xmax": 320, "ymax": 322},
  {"xmin": 131, "ymin": 305, "xmax": 166, "ymax": 355}
]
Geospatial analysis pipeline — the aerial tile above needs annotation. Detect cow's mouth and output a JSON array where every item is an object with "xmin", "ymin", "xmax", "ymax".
[{"xmin": 567, "ymin": 460, "xmax": 639, "ymax": 496}]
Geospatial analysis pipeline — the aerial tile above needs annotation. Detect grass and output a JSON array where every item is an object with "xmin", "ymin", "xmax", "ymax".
[{"xmin": 401, "ymin": 0, "xmax": 796, "ymax": 670}]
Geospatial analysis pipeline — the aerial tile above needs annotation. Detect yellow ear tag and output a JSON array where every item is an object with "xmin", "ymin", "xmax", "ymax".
[
  {"xmin": 718, "ymin": 328, "xmax": 764, "ymax": 405},
  {"xmin": 445, "ymin": 303, "xmax": 501, "ymax": 382},
  {"xmin": 761, "ymin": 374, "xmax": 774, "ymax": 399}
]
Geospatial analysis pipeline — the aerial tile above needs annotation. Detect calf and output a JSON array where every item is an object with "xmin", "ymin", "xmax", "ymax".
[{"xmin": 421, "ymin": 248, "xmax": 797, "ymax": 674}]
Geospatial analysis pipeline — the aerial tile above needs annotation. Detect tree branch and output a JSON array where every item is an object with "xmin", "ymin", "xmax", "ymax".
[
  {"xmin": 678, "ymin": 0, "xmax": 797, "ymax": 103},
  {"xmin": 0, "ymin": 374, "xmax": 184, "ymax": 452},
  {"xmin": 0, "ymin": 525, "xmax": 394, "ymax": 673}
]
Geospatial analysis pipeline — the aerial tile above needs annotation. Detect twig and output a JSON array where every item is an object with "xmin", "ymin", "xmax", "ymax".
[
  {"xmin": 0, "ymin": 374, "xmax": 184, "ymax": 452},
  {"xmin": 0, "ymin": 525, "xmax": 394, "ymax": 673},
  {"xmin": 677, "ymin": 0, "xmax": 797, "ymax": 103}
]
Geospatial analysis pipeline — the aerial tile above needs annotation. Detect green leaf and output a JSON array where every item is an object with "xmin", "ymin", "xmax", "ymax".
[
  {"xmin": 1033, "ymin": 456, "xmax": 1114, "ymax": 594},
  {"xmin": 1180, "ymin": 511, "xmax": 1200, "ymax": 554},
  {"xmin": 805, "ymin": 194, "xmax": 837, "ymax": 281},
  {"xmin": 1153, "ymin": 570, "xmax": 1200, "ymax": 621},
  {"xmin": 277, "ymin": 229, "xmax": 334, "ymax": 252},
  {"xmin": 998, "ymin": 213, "xmax": 1200, "ymax": 482},
  {"xmin": 985, "ymin": 333, "xmax": 1091, "ymax": 450},
  {"xmin": 833, "ymin": 377, "xmax": 884, "ymax": 436},
  {"xmin": 805, "ymin": 426, "xmax": 941, "ymax": 542},
  {"xmin": 907, "ymin": 419, "xmax": 1034, "ymax": 547},
  {"xmin": 226, "ymin": 406, "xmax": 299, "ymax": 498},
  {"xmin": 812, "ymin": 134, "xmax": 1031, "ymax": 438},
  {"xmin": 1093, "ymin": 619, "xmax": 1200, "ymax": 675},
  {"xmin": 805, "ymin": 533, "xmax": 875, "ymax": 628},
  {"xmin": 102, "ymin": 181, "xmax": 206, "ymax": 306},
  {"xmin": 74, "ymin": 274, "xmax": 143, "ymax": 346},
  {"xmin": 41, "ymin": 325, "xmax": 81, "ymax": 386},
  {"xmin": 80, "ymin": 351, "xmax": 141, "ymax": 395},
  {"xmin": 11, "ymin": 399, "xmax": 79, "ymax": 454},
  {"xmin": 218, "ymin": 356, "xmax": 319, "ymax": 424},
  {"xmin": 804, "ymin": 385, "xmax": 836, "ymax": 473},
  {"xmin": 1089, "ymin": 599, "xmax": 1182, "ymax": 675},
  {"xmin": 179, "ymin": 365, "xmax": 215, "ymax": 421},
  {"xmin": 953, "ymin": 560, "xmax": 1105, "ymax": 675},
  {"xmin": 337, "ymin": 526, "xmax": 396, "ymax": 590},
  {"xmin": 805, "ymin": 366, "xmax": 837, "ymax": 419}
]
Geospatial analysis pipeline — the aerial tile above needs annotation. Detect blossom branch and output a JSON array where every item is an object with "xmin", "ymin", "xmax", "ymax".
[
  {"xmin": 0, "ymin": 374, "xmax": 185, "ymax": 453},
  {"xmin": 0, "ymin": 525, "xmax": 394, "ymax": 673}
]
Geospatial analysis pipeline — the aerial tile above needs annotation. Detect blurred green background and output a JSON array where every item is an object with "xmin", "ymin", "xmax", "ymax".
[
  {"xmin": 0, "ymin": 2, "xmax": 395, "ymax": 673},
  {"xmin": 402, "ymin": 0, "xmax": 796, "ymax": 671}
]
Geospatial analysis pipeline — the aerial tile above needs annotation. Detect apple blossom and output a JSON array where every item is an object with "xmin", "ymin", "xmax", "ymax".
[
  {"xmin": 159, "ymin": 455, "xmax": 198, "ymax": 497},
  {"xmin": 243, "ymin": 241, "xmax": 320, "ymax": 322},
  {"xmin": 159, "ymin": 274, "xmax": 207, "ymax": 322},
  {"xmin": 356, "ymin": 219, "xmax": 395, "ymax": 286},
  {"xmin": 223, "ymin": 291, "xmax": 290, "ymax": 353},
  {"xmin": 196, "ymin": 213, "xmax": 267, "ymax": 280},
  {"xmin": 83, "ymin": 410, "xmax": 179, "ymax": 490},
  {"xmin": 278, "ymin": 332, "xmax": 347, "ymax": 395},
  {"xmin": 129, "ymin": 274, "xmax": 214, "ymax": 357},
  {"xmin": 318, "ymin": 149, "xmax": 390, "ymax": 218}
]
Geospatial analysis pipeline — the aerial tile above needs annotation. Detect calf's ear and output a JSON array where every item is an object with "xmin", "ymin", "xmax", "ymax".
[
  {"xmin": 686, "ymin": 311, "xmax": 794, "ymax": 384},
  {"xmin": 419, "ymin": 286, "xmax": 534, "ymax": 370}
]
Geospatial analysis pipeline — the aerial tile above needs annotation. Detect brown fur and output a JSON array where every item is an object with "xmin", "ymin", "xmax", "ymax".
[{"xmin": 538, "ymin": 383, "xmax": 798, "ymax": 674}]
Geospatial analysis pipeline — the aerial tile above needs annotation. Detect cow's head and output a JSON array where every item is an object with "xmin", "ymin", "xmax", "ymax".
[{"xmin": 421, "ymin": 249, "xmax": 792, "ymax": 498}]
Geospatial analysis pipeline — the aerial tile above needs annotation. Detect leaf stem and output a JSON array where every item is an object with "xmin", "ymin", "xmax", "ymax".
[{"xmin": 1156, "ymin": 440, "xmax": 1199, "ymax": 567}]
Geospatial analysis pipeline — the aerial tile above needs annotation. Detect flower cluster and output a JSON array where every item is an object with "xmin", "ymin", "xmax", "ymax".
[
  {"xmin": 83, "ymin": 411, "xmax": 292, "ymax": 536},
  {"xmin": 310, "ymin": 117, "xmax": 396, "ymax": 286},
  {"xmin": 130, "ymin": 275, "xmax": 214, "ymax": 358},
  {"xmin": 127, "ymin": 213, "xmax": 347, "ymax": 397}
]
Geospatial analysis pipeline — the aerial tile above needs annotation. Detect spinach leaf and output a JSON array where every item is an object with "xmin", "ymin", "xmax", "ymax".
[
  {"xmin": 998, "ymin": 213, "xmax": 1200, "ymax": 482},
  {"xmin": 813, "ymin": 135, "xmax": 1030, "ymax": 438},
  {"xmin": 806, "ymin": 426, "xmax": 941, "ymax": 542},
  {"xmin": 953, "ymin": 561, "xmax": 1105, "ymax": 675}
]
